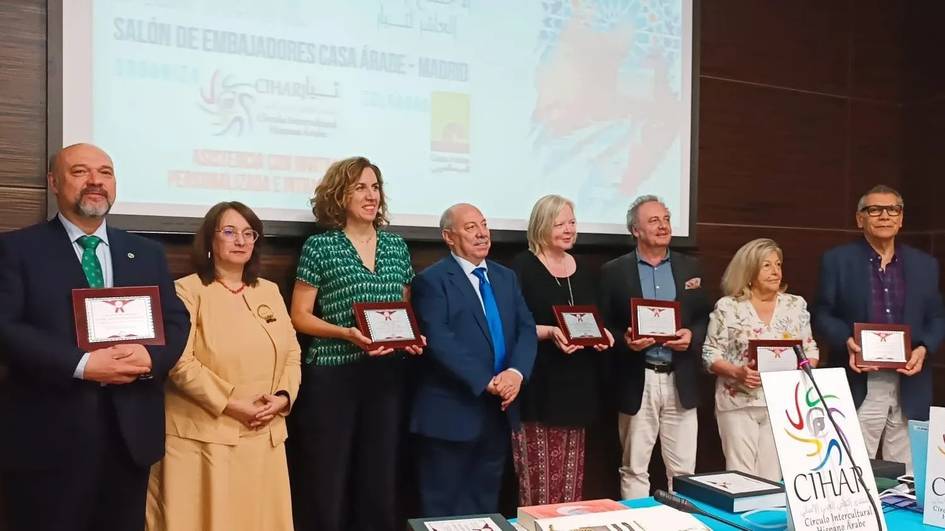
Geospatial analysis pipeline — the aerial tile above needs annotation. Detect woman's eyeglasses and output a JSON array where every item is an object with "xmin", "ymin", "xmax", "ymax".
[{"xmin": 216, "ymin": 226, "xmax": 260, "ymax": 242}]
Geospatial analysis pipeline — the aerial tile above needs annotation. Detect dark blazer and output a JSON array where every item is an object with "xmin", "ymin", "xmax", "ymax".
[
  {"xmin": 813, "ymin": 240, "xmax": 945, "ymax": 420},
  {"xmin": 410, "ymin": 256, "xmax": 537, "ymax": 442},
  {"xmin": 0, "ymin": 218, "xmax": 190, "ymax": 469},
  {"xmin": 599, "ymin": 250, "xmax": 711, "ymax": 415}
]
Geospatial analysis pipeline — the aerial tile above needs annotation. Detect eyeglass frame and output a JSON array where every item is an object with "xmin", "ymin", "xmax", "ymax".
[
  {"xmin": 215, "ymin": 226, "xmax": 260, "ymax": 242},
  {"xmin": 858, "ymin": 204, "xmax": 903, "ymax": 217}
]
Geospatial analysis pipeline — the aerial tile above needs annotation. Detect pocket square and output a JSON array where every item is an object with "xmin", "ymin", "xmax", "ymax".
[{"xmin": 684, "ymin": 277, "xmax": 701, "ymax": 290}]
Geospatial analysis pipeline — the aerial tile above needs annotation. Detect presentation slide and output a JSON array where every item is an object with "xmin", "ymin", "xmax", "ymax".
[{"xmin": 60, "ymin": 0, "xmax": 694, "ymax": 236}]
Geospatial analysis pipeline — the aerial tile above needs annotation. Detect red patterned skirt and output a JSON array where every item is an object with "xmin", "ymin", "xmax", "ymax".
[{"xmin": 511, "ymin": 421, "xmax": 586, "ymax": 506}]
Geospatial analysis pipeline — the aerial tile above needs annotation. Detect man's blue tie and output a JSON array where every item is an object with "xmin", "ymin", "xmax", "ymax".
[{"xmin": 472, "ymin": 267, "xmax": 506, "ymax": 374}]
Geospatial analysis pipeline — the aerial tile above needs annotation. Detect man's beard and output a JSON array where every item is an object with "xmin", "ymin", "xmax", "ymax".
[{"xmin": 76, "ymin": 191, "xmax": 112, "ymax": 218}]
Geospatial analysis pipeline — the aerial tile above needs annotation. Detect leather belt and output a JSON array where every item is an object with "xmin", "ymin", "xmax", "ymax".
[{"xmin": 645, "ymin": 362, "xmax": 674, "ymax": 373}]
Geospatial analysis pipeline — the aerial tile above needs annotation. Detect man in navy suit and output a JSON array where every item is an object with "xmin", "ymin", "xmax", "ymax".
[
  {"xmin": 0, "ymin": 144, "xmax": 190, "ymax": 531},
  {"xmin": 410, "ymin": 203, "xmax": 537, "ymax": 517},
  {"xmin": 814, "ymin": 184, "xmax": 945, "ymax": 470}
]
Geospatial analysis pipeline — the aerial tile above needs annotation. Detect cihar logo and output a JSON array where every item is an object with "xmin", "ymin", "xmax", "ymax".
[
  {"xmin": 784, "ymin": 382, "xmax": 849, "ymax": 471},
  {"xmin": 939, "ymin": 433, "xmax": 945, "ymax": 457},
  {"xmin": 199, "ymin": 70, "xmax": 255, "ymax": 136}
]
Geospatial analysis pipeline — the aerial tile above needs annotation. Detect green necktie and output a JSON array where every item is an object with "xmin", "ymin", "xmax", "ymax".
[{"xmin": 77, "ymin": 235, "xmax": 105, "ymax": 288}]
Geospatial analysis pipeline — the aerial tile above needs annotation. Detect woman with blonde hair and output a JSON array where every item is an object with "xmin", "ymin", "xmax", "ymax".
[
  {"xmin": 509, "ymin": 194, "xmax": 614, "ymax": 504},
  {"xmin": 702, "ymin": 238, "xmax": 819, "ymax": 481},
  {"xmin": 288, "ymin": 156, "xmax": 420, "ymax": 531}
]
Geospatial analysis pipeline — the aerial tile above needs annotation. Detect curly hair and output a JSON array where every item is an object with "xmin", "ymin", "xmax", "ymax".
[{"xmin": 310, "ymin": 156, "xmax": 389, "ymax": 229}]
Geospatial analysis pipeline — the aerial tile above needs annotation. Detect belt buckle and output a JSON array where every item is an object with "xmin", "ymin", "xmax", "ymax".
[{"xmin": 648, "ymin": 363, "xmax": 672, "ymax": 373}]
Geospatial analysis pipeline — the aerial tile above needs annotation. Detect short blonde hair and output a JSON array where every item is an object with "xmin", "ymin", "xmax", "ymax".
[
  {"xmin": 720, "ymin": 238, "xmax": 785, "ymax": 300},
  {"xmin": 527, "ymin": 195, "xmax": 576, "ymax": 255}
]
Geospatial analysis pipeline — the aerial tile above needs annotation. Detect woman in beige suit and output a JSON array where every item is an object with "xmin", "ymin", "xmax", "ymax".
[{"xmin": 146, "ymin": 201, "xmax": 301, "ymax": 531}]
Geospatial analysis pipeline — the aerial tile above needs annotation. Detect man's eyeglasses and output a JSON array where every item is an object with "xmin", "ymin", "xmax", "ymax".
[
  {"xmin": 216, "ymin": 226, "xmax": 260, "ymax": 242},
  {"xmin": 859, "ymin": 205, "xmax": 903, "ymax": 217}
]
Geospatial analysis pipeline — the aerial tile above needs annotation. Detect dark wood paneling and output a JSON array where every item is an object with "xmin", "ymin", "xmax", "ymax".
[
  {"xmin": 0, "ymin": 187, "xmax": 45, "ymax": 231},
  {"xmin": 0, "ymin": 2, "xmax": 46, "ymax": 188},
  {"xmin": 904, "ymin": 0, "xmax": 945, "ymax": 103},
  {"xmin": 697, "ymin": 78, "xmax": 848, "ymax": 228},
  {"xmin": 701, "ymin": 0, "xmax": 850, "ymax": 95},
  {"xmin": 697, "ymin": 224, "xmax": 859, "ymax": 303},
  {"xmin": 904, "ymin": 97, "xmax": 945, "ymax": 230},
  {"xmin": 850, "ymin": 0, "xmax": 905, "ymax": 102},
  {"xmin": 849, "ymin": 100, "xmax": 904, "ymax": 217}
]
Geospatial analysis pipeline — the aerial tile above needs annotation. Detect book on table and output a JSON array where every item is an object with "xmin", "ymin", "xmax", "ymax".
[
  {"xmin": 407, "ymin": 513, "xmax": 516, "ymax": 531},
  {"xmin": 516, "ymin": 499, "xmax": 626, "ymax": 530},
  {"xmin": 672, "ymin": 470, "xmax": 785, "ymax": 513},
  {"xmin": 530, "ymin": 506, "xmax": 709, "ymax": 531}
]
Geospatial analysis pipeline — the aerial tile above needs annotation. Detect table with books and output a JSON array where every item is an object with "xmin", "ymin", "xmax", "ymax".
[{"xmin": 409, "ymin": 492, "xmax": 929, "ymax": 531}]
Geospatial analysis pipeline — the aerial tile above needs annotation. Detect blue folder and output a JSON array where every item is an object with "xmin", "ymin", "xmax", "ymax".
[{"xmin": 909, "ymin": 419, "xmax": 930, "ymax": 509}]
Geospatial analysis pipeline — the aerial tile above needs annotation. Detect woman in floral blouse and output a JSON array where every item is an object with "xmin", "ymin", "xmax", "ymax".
[{"xmin": 702, "ymin": 238, "xmax": 819, "ymax": 480}]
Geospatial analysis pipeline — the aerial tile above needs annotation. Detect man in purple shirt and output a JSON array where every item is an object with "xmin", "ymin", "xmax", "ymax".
[{"xmin": 814, "ymin": 185, "xmax": 945, "ymax": 469}]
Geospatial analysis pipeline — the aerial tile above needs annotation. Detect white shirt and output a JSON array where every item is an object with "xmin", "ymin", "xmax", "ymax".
[
  {"xmin": 59, "ymin": 214, "xmax": 113, "ymax": 379},
  {"xmin": 451, "ymin": 252, "xmax": 489, "ymax": 311},
  {"xmin": 450, "ymin": 253, "xmax": 522, "ymax": 379}
]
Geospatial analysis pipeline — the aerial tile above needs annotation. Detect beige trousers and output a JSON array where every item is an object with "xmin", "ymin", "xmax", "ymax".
[
  {"xmin": 618, "ymin": 369, "xmax": 697, "ymax": 499},
  {"xmin": 716, "ymin": 406, "xmax": 781, "ymax": 481},
  {"xmin": 858, "ymin": 371, "xmax": 911, "ymax": 472}
]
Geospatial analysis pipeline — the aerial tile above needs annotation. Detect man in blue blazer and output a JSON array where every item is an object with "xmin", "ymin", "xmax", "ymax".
[
  {"xmin": 814, "ymin": 185, "xmax": 945, "ymax": 469},
  {"xmin": 0, "ymin": 144, "xmax": 190, "ymax": 531},
  {"xmin": 410, "ymin": 203, "xmax": 537, "ymax": 517}
]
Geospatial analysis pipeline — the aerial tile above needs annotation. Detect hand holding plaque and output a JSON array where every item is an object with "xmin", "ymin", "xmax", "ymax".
[
  {"xmin": 630, "ymin": 298, "xmax": 682, "ymax": 343},
  {"xmin": 352, "ymin": 301, "xmax": 423, "ymax": 349},
  {"xmin": 552, "ymin": 305, "xmax": 608, "ymax": 347},
  {"xmin": 853, "ymin": 323, "xmax": 911, "ymax": 369}
]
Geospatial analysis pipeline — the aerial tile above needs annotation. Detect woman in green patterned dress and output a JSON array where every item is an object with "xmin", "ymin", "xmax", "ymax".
[{"xmin": 287, "ymin": 156, "xmax": 420, "ymax": 531}]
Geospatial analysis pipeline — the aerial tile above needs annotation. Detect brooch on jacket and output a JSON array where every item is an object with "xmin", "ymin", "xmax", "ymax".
[{"xmin": 257, "ymin": 304, "xmax": 276, "ymax": 323}]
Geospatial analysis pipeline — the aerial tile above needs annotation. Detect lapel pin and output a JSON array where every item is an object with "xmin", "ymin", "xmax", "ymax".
[
  {"xmin": 257, "ymin": 304, "xmax": 276, "ymax": 323},
  {"xmin": 127, "ymin": 252, "xmax": 135, "ymax": 259}
]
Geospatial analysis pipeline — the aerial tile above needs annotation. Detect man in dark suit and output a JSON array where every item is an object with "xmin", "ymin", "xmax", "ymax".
[
  {"xmin": 0, "ymin": 143, "xmax": 190, "ymax": 531},
  {"xmin": 410, "ymin": 203, "xmax": 537, "ymax": 517},
  {"xmin": 599, "ymin": 195, "xmax": 711, "ymax": 499},
  {"xmin": 814, "ymin": 185, "xmax": 945, "ymax": 470}
]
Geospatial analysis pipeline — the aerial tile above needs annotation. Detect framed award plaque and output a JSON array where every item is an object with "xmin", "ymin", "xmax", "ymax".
[
  {"xmin": 552, "ymin": 305, "xmax": 608, "ymax": 346},
  {"xmin": 72, "ymin": 286, "xmax": 166, "ymax": 351},
  {"xmin": 630, "ymin": 298, "xmax": 681, "ymax": 342},
  {"xmin": 352, "ymin": 301, "xmax": 423, "ymax": 349},
  {"xmin": 853, "ymin": 322, "xmax": 911, "ymax": 369},
  {"xmin": 748, "ymin": 339, "xmax": 802, "ymax": 372}
]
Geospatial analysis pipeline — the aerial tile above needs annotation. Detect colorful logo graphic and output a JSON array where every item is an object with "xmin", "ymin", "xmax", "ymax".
[
  {"xmin": 199, "ymin": 70, "xmax": 255, "ymax": 136},
  {"xmin": 939, "ymin": 433, "xmax": 945, "ymax": 457},
  {"xmin": 784, "ymin": 382, "xmax": 849, "ymax": 471},
  {"xmin": 430, "ymin": 91, "xmax": 470, "ymax": 154}
]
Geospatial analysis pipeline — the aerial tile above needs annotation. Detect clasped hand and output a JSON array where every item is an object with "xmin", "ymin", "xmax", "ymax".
[
  {"xmin": 487, "ymin": 369, "xmax": 523, "ymax": 411},
  {"xmin": 83, "ymin": 343, "xmax": 152, "ymax": 384},
  {"xmin": 224, "ymin": 393, "xmax": 290, "ymax": 429}
]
